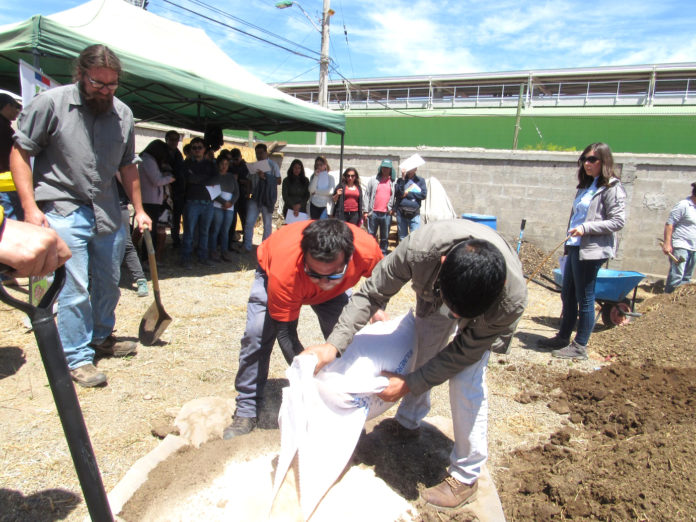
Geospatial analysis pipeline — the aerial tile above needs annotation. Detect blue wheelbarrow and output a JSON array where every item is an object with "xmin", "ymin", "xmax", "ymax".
[{"xmin": 553, "ymin": 268, "xmax": 646, "ymax": 327}]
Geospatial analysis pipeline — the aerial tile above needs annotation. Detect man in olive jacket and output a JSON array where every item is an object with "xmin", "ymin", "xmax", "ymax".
[{"xmin": 304, "ymin": 219, "xmax": 527, "ymax": 509}]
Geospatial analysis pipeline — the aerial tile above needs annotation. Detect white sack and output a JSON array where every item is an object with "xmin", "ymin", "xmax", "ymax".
[
  {"xmin": 272, "ymin": 311, "xmax": 417, "ymax": 520},
  {"xmin": 422, "ymin": 176, "xmax": 458, "ymax": 224}
]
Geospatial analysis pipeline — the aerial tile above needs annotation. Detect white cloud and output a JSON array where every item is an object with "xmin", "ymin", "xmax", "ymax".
[{"xmin": 347, "ymin": 1, "xmax": 480, "ymax": 75}]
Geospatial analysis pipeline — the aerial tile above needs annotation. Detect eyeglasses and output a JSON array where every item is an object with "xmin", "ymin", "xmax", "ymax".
[
  {"xmin": 304, "ymin": 263, "xmax": 347, "ymax": 281},
  {"xmin": 580, "ymin": 155, "xmax": 600, "ymax": 164},
  {"xmin": 86, "ymin": 75, "xmax": 119, "ymax": 92}
]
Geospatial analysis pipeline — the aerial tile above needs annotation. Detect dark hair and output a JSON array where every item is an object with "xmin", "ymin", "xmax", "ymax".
[
  {"xmin": 189, "ymin": 137, "xmax": 205, "ymax": 148},
  {"xmin": 183, "ymin": 143, "xmax": 192, "ymax": 155},
  {"xmin": 255, "ymin": 143, "xmax": 268, "ymax": 152},
  {"xmin": 301, "ymin": 219, "xmax": 354, "ymax": 263},
  {"xmin": 287, "ymin": 159, "xmax": 307, "ymax": 181},
  {"xmin": 73, "ymin": 44, "xmax": 122, "ymax": 81},
  {"xmin": 216, "ymin": 154, "xmax": 229, "ymax": 171},
  {"xmin": 141, "ymin": 139, "xmax": 170, "ymax": 167},
  {"xmin": 0, "ymin": 93, "xmax": 20, "ymax": 110},
  {"xmin": 165, "ymin": 130, "xmax": 180, "ymax": 141},
  {"xmin": 230, "ymin": 148, "xmax": 242, "ymax": 159},
  {"xmin": 314, "ymin": 155, "xmax": 330, "ymax": 172},
  {"xmin": 439, "ymin": 239, "xmax": 506, "ymax": 318},
  {"xmin": 343, "ymin": 167, "xmax": 360, "ymax": 185},
  {"xmin": 576, "ymin": 142, "xmax": 617, "ymax": 189},
  {"xmin": 691, "ymin": 182, "xmax": 696, "ymax": 197}
]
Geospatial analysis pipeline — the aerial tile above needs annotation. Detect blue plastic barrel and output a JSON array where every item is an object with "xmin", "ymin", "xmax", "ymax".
[{"xmin": 461, "ymin": 213, "xmax": 497, "ymax": 230}]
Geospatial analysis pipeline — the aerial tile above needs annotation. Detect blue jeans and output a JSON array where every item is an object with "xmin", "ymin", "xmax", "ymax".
[
  {"xmin": 45, "ymin": 206, "xmax": 125, "ymax": 369},
  {"xmin": 182, "ymin": 200, "xmax": 214, "ymax": 261},
  {"xmin": 244, "ymin": 200, "xmax": 274, "ymax": 251},
  {"xmin": 397, "ymin": 211, "xmax": 420, "ymax": 241},
  {"xmin": 367, "ymin": 211, "xmax": 391, "ymax": 254},
  {"xmin": 210, "ymin": 207, "xmax": 235, "ymax": 253},
  {"xmin": 559, "ymin": 247, "xmax": 605, "ymax": 346},
  {"xmin": 234, "ymin": 267, "xmax": 351, "ymax": 417},
  {"xmin": 0, "ymin": 191, "xmax": 24, "ymax": 221},
  {"xmin": 665, "ymin": 247, "xmax": 696, "ymax": 293}
]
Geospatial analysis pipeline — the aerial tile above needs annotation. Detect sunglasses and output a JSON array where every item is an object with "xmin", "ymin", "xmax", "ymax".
[
  {"xmin": 304, "ymin": 263, "xmax": 347, "ymax": 281},
  {"xmin": 580, "ymin": 155, "xmax": 600, "ymax": 164},
  {"xmin": 345, "ymin": 174, "xmax": 356, "ymax": 179},
  {"xmin": 86, "ymin": 75, "xmax": 119, "ymax": 92}
]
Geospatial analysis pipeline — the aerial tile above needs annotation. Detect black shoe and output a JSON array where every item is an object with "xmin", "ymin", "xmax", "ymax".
[
  {"xmin": 223, "ymin": 415, "xmax": 257, "ymax": 439},
  {"xmin": 537, "ymin": 335, "xmax": 570, "ymax": 349}
]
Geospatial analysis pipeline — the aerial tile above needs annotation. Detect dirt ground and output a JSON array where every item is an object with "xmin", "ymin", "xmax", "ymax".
[{"xmin": 1, "ymin": 231, "xmax": 694, "ymax": 521}]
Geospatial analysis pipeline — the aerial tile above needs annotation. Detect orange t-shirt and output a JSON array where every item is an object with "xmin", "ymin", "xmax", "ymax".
[{"xmin": 257, "ymin": 221, "xmax": 383, "ymax": 322}]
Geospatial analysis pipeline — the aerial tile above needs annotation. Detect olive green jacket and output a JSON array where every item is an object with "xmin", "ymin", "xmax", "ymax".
[{"xmin": 327, "ymin": 219, "xmax": 527, "ymax": 396}]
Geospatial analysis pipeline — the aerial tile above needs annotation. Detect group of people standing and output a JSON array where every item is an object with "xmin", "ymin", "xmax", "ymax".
[
  {"xmin": 123, "ymin": 136, "xmax": 285, "ymax": 273},
  {"xmin": 279, "ymin": 155, "xmax": 428, "ymax": 256}
]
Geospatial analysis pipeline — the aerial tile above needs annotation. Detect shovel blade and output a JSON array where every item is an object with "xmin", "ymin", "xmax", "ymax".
[{"xmin": 138, "ymin": 300, "xmax": 172, "ymax": 346}]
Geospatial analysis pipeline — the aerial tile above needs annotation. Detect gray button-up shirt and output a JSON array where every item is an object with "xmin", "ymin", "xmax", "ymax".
[{"xmin": 14, "ymin": 83, "xmax": 137, "ymax": 234}]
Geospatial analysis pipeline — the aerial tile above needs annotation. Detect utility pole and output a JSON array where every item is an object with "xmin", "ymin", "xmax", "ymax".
[
  {"xmin": 316, "ymin": 0, "xmax": 331, "ymax": 146},
  {"xmin": 276, "ymin": 0, "xmax": 333, "ymax": 146}
]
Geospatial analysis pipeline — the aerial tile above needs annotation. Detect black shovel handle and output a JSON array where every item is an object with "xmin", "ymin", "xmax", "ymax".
[{"xmin": 0, "ymin": 266, "xmax": 114, "ymax": 521}]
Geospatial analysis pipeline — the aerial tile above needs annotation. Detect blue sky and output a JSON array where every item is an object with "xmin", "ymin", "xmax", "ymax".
[{"xmin": 3, "ymin": 0, "xmax": 695, "ymax": 85}]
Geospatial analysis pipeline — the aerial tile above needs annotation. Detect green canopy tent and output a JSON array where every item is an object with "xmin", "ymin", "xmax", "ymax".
[{"xmin": 0, "ymin": 0, "xmax": 345, "ymax": 137}]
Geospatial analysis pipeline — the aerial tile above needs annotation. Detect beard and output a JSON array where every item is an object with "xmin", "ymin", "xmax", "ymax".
[{"xmin": 78, "ymin": 80, "xmax": 114, "ymax": 115}]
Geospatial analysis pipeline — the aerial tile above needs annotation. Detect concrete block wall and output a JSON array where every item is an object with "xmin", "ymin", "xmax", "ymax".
[{"xmin": 278, "ymin": 145, "xmax": 696, "ymax": 279}]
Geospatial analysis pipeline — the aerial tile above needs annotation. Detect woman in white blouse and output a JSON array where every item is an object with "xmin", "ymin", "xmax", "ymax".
[{"xmin": 308, "ymin": 156, "xmax": 335, "ymax": 219}]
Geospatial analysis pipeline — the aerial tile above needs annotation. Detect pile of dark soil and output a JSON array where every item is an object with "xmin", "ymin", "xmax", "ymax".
[{"xmin": 498, "ymin": 284, "xmax": 696, "ymax": 521}]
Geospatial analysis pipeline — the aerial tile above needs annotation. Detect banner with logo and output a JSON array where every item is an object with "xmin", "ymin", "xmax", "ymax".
[{"xmin": 19, "ymin": 59, "xmax": 60, "ymax": 107}]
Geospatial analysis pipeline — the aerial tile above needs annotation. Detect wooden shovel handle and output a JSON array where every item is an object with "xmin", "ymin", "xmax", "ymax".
[
  {"xmin": 143, "ymin": 228, "xmax": 161, "ymax": 293},
  {"xmin": 526, "ymin": 235, "xmax": 572, "ymax": 285},
  {"xmin": 658, "ymin": 240, "xmax": 683, "ymax": 264}
]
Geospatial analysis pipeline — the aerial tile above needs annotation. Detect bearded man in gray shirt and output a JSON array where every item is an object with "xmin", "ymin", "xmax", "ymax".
[{"xmin": 11, "ymin": 44, "xmax": 151, "ymax": 388}]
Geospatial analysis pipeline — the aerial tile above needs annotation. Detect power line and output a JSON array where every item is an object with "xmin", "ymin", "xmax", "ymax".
[
  {"xmin": 155, "ymin": 0, "xmax": 321, "ymax": 62},
  {"xmin": 327, "ymin": 63, "xmax": 431, "ymax": 118},
  {"xmin": 183, "ymin": 0, "xmax": 320, "ymax": 58}
]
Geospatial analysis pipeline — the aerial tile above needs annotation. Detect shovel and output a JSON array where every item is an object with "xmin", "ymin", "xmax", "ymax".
[
  {"xmin": 138, "ymin": 228, "xmax": 172, "ymax": 345},
  {"xmin": 0, "ymin": 266, "xmax": 114, "ymax": 521},
  {"xmin": 658, "ymin": 239, "xmax": 685, "ymax": 264}
]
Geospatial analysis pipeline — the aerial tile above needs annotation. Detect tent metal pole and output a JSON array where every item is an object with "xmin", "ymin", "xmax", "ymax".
[{"xmin": 339, "ymin": 133, "xmax": 344, "ymax": 175}]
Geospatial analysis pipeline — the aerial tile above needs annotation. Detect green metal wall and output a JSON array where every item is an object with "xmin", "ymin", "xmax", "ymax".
[{"xmin": 238, "ymin": 113, "xmax": 696, "ymax": 155}]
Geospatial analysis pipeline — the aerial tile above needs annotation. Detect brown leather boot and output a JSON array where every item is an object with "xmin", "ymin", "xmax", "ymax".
[
  {"xmin": 90, "ymin": 335, "xmax": 137, "ymax": 357},
  {"xmin": 421, "ymin": 476, "xmax": 478, "ymax": 509}
]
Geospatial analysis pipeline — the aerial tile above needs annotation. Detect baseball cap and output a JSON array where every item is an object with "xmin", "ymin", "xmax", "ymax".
[
  {"xmin": 0, "ymin": 93, "xmax": 21, "ymax": 109},
  {"xmin": 380, "ymin": 159, "xmax": 393, "ymax": 169}
]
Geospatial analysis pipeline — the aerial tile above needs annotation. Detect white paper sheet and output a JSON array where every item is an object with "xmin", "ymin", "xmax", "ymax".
[
  {"xmin": 400, "ymin": 153, "xmax": 425, "ymax": 173},
  {"xmin": 247, "ymin": 159, "xmax": 271, "ymax": 174},
  {"xmin": 285, "ymin": 210, "xmax": 309, "ymax": 224},
  {"xmin": 206, "ymin": 184, "xmax": 222, "ymax": 200}
]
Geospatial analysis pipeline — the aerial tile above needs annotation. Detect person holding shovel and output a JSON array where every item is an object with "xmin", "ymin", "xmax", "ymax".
[
  {"xmin": 10, "ymin": 44, "xmax": 151, "ymax": 388},
  {"xmin": 0, "ymin": 211, "xmax": 71, "ymax": 277},
  {"xmin": 302, "ymin": 219, "xmax": 527, "ymax": 510},
  {"xmin": 537, "ymin": 142, "xmax": 626, "ymax": 359},
  {"xmin": 662, "ymin": 181, "xmax": 696, "ymax": 293},
  {"xmin": 225, "ymin": 219, "xmax": 383, "ymax": 438}
]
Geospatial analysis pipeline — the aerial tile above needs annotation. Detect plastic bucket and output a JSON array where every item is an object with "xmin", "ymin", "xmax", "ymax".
[{"xmin": 461, "ymin": 213, "xmax": 497, "ymax": 230}]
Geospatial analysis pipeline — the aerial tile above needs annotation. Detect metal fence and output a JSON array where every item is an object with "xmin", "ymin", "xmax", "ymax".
[{"xmin": 283, "ymin": 76, "xmax": 696, "ymax": 110}]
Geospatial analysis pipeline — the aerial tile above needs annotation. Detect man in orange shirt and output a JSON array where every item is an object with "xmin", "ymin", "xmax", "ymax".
[{"xmin": 224, "ymin": 219, "xmax": 383, "ymax": 438}]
